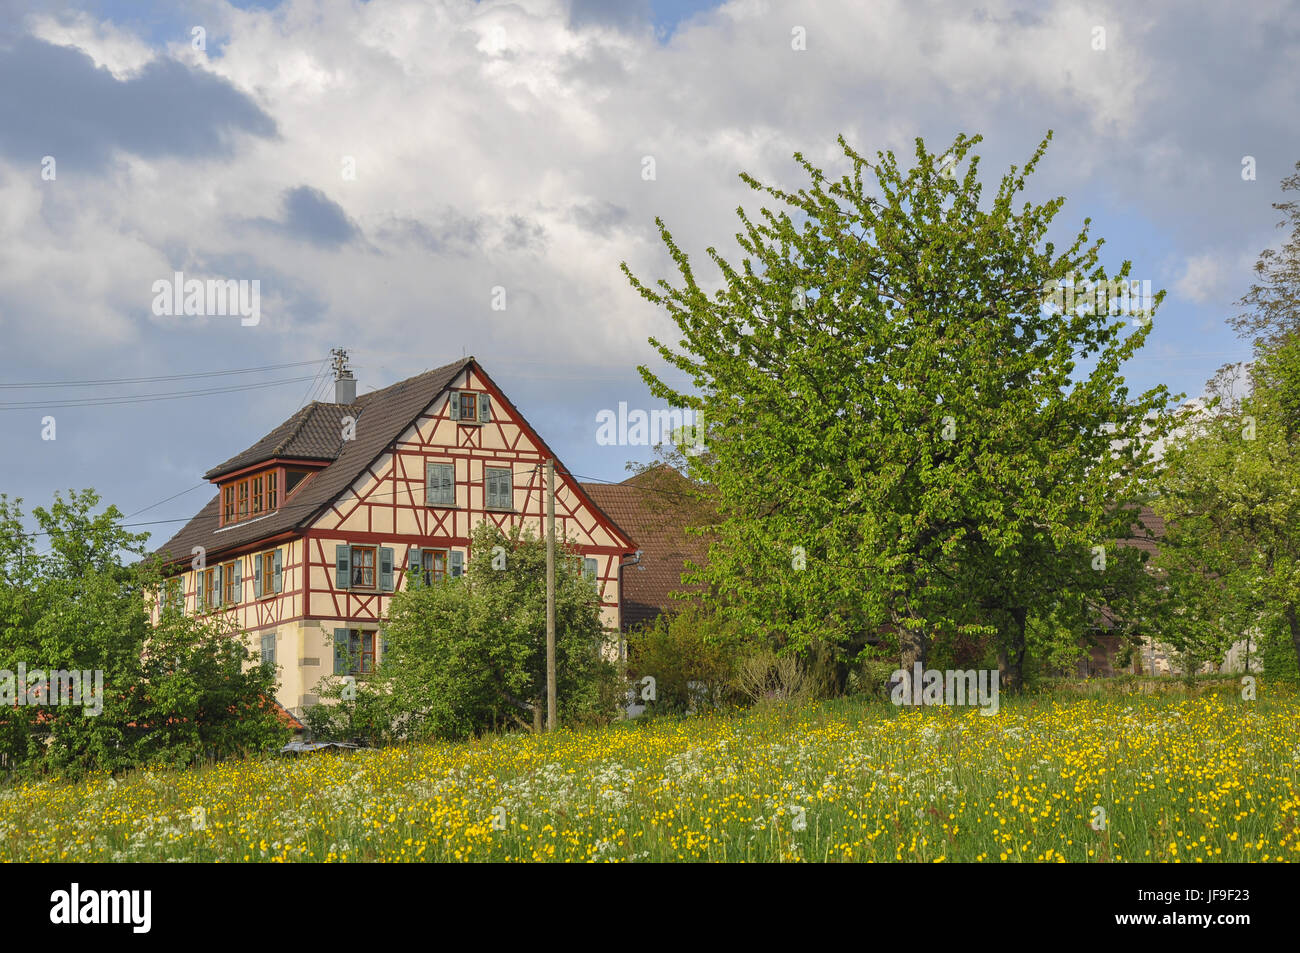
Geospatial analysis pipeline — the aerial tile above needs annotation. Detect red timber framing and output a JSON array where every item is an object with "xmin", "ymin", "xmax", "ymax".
[
  {"xmin": 296, "ymin": 362, "xmax": 634, "ymax": 625},
  {"xmin": 161, "ymin": 360, "xmax": 636, "ymax": 639}
]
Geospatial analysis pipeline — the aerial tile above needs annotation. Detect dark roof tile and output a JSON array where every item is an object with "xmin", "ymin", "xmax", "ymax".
[
  {"xmin": 155, "ymin": 359, "xmax": 471, "ymax": 563},
  {"xmin": 580, "ymin": 466, "xmax": 712, "ymax": 630}
]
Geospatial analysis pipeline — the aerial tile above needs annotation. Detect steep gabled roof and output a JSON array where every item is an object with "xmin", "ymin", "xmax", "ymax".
[
  {"xmin": 154, "ymin": 358, "xmax": 472, "ymax": 564},
  {"xmin": 580, "ymin": 466, "xmax": 712, "ymax": 630}
]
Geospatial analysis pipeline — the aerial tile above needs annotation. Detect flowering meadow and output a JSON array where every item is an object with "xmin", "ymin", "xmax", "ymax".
[{"xmin": 1, "ymin": 688, "xmax": 1297, "ymax": 862}]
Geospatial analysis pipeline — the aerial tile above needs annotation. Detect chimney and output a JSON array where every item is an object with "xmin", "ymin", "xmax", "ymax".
[{"xmin": 331, "ymin": 347, "xmax": 356, "ymax": 404}]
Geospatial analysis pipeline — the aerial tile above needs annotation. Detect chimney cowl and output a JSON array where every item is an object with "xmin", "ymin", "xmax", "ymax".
[{"xmin": 330, "ymin": 347, "xmax": 355, "ymax": 404}]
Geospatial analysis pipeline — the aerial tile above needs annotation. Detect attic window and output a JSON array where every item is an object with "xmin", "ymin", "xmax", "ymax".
[
  {"xmin": 448, "ymin": 390, "xmax": 491, "ymax": 424},
  {"xmin": 220, "ymin": 470, "xmax": 280, "ymax": 527}
]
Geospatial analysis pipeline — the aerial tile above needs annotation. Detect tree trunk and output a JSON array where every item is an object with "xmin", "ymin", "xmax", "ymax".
[
  {"xmin": 1285, "ymin": 603, "xmax": 1300, "ymax": 672},
  {"xmin": 998, "ymin": 607, "xmax": 1027, "ymax": 694},
  {"xmin": 897, "ymin": 617, "xmax": 928, "ymax": 706}
]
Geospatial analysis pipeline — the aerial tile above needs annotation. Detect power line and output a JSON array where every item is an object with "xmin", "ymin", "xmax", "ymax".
[
  {"xmin": 0, "ymin": 375, "xmax": 320, "ymax": 410},
  {"xmin": 125, "ymin": 483, "xmax": 211, "ymax": 519},
  {"xmin": 295, "ymin": 361, "xmax": 332, "ymax": 412},
  {"xmin": 0, "ymin": 359, "xmax": 328, "ymax": 389}
]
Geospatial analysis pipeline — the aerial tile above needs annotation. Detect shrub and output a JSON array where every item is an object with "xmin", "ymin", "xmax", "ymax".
[
  {"xmin": 734, "ymin": 649, "xmax": 813, "ymax": 707},
  {"xmin": 347, "ymin": 522, "xmax": 618, "ymax": 742},
  {"xmin": 626, "ymin": 604, "xmax": 748, "ymax": 713}
]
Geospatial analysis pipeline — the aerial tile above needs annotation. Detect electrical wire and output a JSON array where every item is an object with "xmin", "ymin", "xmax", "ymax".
[
  {"xmin": 0, "ymin": 375, "xmax": 320, "ymax": 410},
  {"xmin": 0, "ymin": 359, "xmax": 328, "ymax": 389}
]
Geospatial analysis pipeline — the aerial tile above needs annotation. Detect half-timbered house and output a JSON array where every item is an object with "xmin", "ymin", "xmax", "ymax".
[{"xmin": 153, "ymin": 357, "xmax": 638, "ymax": 717}]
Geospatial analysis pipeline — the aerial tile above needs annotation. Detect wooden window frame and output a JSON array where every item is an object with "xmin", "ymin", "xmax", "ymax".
[
  {"xmin": 350, "ymin": 545, "xmax": 378, "ymax": 590},
  {"xmin": 200, "ymin": 567, "xmax": 218, "ymax": 612},
  {"xmin": 347, "ymin": 629, "xmax": 375, "ymax": 676},
  {"xmin": 420, "ymin": 548, "xmax": 448, "ymax": 586},
  {"xmin": 258, "ymin": 551, "xmax": 276, "ymax": 600},
  {"xmin": 458, "ymin": 392, "xmax": 477, "ymax": 423},
  {"xmin": 222, "ymin": 560, "xmax": 238, "ymax": 605},
  {"xmin": 219, "ymin": 467, "xmax": 288, "ymax": 527}
]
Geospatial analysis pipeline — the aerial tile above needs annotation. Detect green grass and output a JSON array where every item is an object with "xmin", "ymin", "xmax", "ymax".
[{"xmin": 2, "ymin": 684, "xmax": 1297, "ymax": 862}]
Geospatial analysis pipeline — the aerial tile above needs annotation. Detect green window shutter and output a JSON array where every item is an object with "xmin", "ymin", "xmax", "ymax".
[
  {"xmin": 273, "ymin": 548, "xmax": 283, "ymax": 593},
  {"xmin": 407, "ymin": 547, "xmax": 421, "ymax": 585},
  {"xmin": 584, "ymin": 557, "xmax": 598, "ymax": 588},
  {"xmin": 486, "ymin": 468, "xmax": 510, "ymax": 509},
  {"xmin": 233, "ymin": 560, "xmax": 243, "ymax": 603},
  {"xmin": 448, "ymin": 391, "xmax": 460, "ymax": 420},
  {"xmin": 195, "ymin": 572, "xmax": 203, "ymax": 612},
  {"xmin": 427, "ymin": 463, "xmax": 454, "ymax": 505},
  {"xmin": 336, "ymin": 544, "xmax": 351, "ymax": 589},
  {"xmin": 450, "ymin": 551, "xmax": 463, "ymax": 578},
  {"xmin": 478, "ymin": 393, "xmax": 491, "ymax": 423},
  {"xmin": 333, "ymin": 628, "xmax": 350, "ymax": 675},
  {"xmin": 380, "ymin": 629, "xmax": 390, "ymax": 666},
  {"xmin": 253, "ymin": 554, "xmax": 263, "ymax": 598},
  {"xmin": 380, "ymin": 547, "xmax": 395, "ymax": 591},
  {"xmin": 216, "ymin": 565, "xmax": 225, "ymax": 607},
  {"xmin": 261, "ymin": 633, "xmax": 276, "ymax": 666}
]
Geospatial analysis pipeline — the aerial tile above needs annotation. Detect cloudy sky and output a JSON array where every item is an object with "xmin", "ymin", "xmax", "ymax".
[{"xmin": 1, "ymin": 0, "xmax": 1297, "ymax": 547}]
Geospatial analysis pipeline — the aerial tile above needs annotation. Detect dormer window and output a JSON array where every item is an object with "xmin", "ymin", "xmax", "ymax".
[{"xmin": 220, "ymin": 469, "xmax": 279, "ymax": 527}]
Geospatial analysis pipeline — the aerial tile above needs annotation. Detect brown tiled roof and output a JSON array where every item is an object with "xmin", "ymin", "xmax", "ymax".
[
  {"xmin": 204, "ymin": 403, "xmax": 349, "ymax": 480},
  {"xmin": 580, "ymin": 465, "xmax": 713, "ymax": 630},
  {"xmin": 1115, "ymin": 504, "xmax": 1164, "ymax": 556},
  {"xmin": 154, "ymin": 358, "xmax": 472, "ymax": 564}
]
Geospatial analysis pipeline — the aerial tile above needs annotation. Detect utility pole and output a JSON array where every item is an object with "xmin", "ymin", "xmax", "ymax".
[{"xmin": 545, "ymin": 458, "xmax": 557, "ymax": 731}]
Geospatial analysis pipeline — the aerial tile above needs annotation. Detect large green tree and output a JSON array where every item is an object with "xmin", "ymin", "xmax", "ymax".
[
  {"xmin": 1154, "ymin": 160, "xmax": 1300, "ymax": 678},
  {"xmin": 624, "ymin": 132, "xmax": 1174, "ymax": 691},
  {"xmin": 1154, "ymin": 337, "xmax": 1300, "ymax": 675}
]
